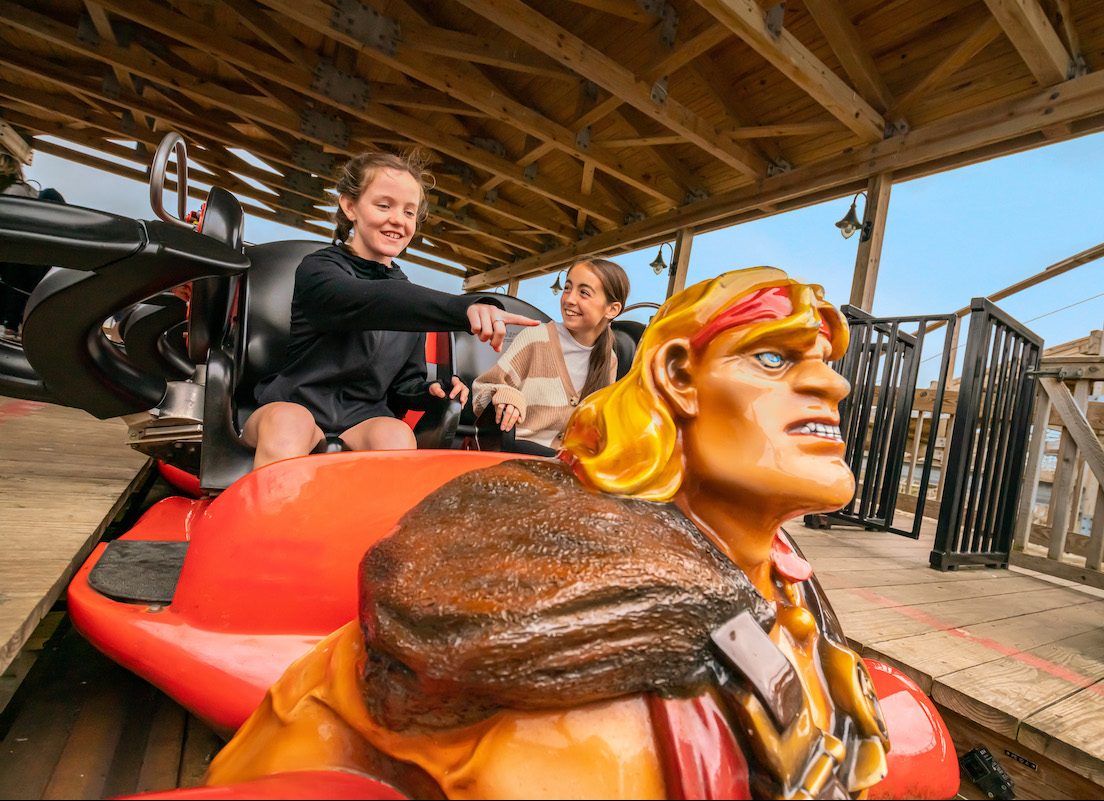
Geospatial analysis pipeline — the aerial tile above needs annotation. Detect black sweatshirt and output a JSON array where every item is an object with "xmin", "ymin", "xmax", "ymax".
[{"xmin": 255, "ymin": 245, "xmax": 496, "ymax": 434}]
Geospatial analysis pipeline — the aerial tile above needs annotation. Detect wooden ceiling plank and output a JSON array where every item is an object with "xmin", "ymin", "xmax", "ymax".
[
  {"xmin": 892, "ymin": 17, "xmax": 1004, "ymax": 117},
  {"xmin": 432, "ymin": 174, "xmax": 573, "ymax": 241},
  {"xmin": 261, "ymin": 0, "xmax": 680, "ymax": 208},
  {"xmin": 53, "ymin": 0, "xmax": 613, "ymax": 228},
  {"xmin": 464, "ymin": 68, "xmax": 1104, "ymax": 287},
  {"xmin": 694, "ymin": 0, "xmax": 885, "ymax": 142},
  {"xmin": 802, "ymin": 0, "xmax": 896, "ymax": 113},
  {"xmin": 611, "ymin": 108, "xmax": 700, "ymax": 198},
  {"xmin": 725, "ymin": 122, "xmax": 842, "ymax": 138},
  {"xmin": 413, "ymin": 27, "xmax": 574, "ymax": 81},
  {"xmin": 451, "ymin": 0, "xmax": 766, "ymax": 178},
  {"xmin": 982, "ymin": 0, "xmax": 1072, "ymax": 86},
  {"xmin": 561, "ymin": 0, "xmax": 652, "ymax": 23}
]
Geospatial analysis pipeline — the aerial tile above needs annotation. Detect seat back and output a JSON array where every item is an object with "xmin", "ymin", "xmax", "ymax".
[
  {"xmin": 201, "ymin": 240, "xmax": 323, "ymax": 491},
  {"xmin": 611, "ymin": 318, "xmax": 646, "ymax": 380},
  {"xmin": 188, "ymin": 186, "xmax": 245, "ymax": 364}
]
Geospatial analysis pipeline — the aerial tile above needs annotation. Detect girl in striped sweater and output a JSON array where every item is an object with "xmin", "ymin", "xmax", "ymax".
[{"xmin": 472, "ymin": 258, "xmax": 630, "ymax": 453}]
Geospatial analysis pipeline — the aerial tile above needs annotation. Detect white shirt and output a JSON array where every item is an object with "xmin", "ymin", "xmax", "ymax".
[{"xmin": 555, "ymin": 322, "xmax": 594, "ymax": 393}]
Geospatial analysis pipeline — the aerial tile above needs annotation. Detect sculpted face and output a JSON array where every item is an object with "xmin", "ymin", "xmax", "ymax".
[{"xmin": 669, "ymin": 323, "xmax": 854, "ymax": 521}]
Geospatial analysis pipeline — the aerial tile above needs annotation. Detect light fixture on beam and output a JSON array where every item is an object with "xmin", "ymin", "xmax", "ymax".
[
  {"xmin": 649, "ymin": 242, "xmax": 674, "ymax": 275},
  {"xmin": 835, "ymin": 191, "xmax": 865, "ymax": 239},
  {"xmin": 550, "ymin": 271, "xmax": 565, "ymax": 296}
]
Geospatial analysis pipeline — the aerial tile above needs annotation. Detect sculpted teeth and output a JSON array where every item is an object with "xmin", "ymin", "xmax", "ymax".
[{"xmin": 790, "ymin": 422, "xmax": 843, "ymax": 441}]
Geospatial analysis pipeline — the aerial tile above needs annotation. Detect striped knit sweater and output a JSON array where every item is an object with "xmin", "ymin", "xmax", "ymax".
[{"xmin": 472, "ymin": 321, "xmax": 617, "ymax": 448}]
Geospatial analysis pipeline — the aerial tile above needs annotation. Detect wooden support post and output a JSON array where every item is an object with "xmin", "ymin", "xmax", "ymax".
[
  {"xmin": 0, "ymin": 119, "xmax": 32, "ymax": 164},
  {"xmin": 905, "ymin": 410, "xmax": 927, "ymax": 492},
  {"xmin": 1045, "ymin": 379, "xmax": 1091, "ymax": 559},
  {"xmin": 665, "ymin": 228, "xmax": 694, "ymax": 299},
  {"xmin": 506, "ymin": 277, "xmax": 520, "ymax": 297},
  {"xmin": 1013, "ymin": 384, "xmax": 1053, "ymax": 549},
  {"xmin": 848, "ymin": 172, "xmax": 893, "ymax": 311}
]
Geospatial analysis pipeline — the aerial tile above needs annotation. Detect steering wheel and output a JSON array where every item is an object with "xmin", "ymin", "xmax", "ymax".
[{"xmin": 149, "ymin": 132, "xmax": 192, "ymax": 229}]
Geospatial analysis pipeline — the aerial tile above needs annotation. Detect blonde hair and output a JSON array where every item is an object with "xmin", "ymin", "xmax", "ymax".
[{"xmin": 562, "ymin": 267, "xmax": 848, "ymax": 501}]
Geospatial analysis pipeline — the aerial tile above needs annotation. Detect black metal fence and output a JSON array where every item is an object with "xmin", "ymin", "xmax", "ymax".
[
  {"xmin": 929, "ymin": 299, "xmax": 1042, "ymax": 569},
  {"xmin": 808, "ymin": 307, "xmax": 956, "ymax": 538}
]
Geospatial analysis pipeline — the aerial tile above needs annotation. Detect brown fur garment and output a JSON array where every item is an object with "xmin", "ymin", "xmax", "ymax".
[{"xmin": 359, "ymin": 459, "xmax": 774, "ymax": 730}]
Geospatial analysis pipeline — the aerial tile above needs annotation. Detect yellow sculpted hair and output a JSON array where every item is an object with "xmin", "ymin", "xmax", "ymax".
[{"xmin": 562, "ymin": 267, "xmax": 848, "ymax": 502}]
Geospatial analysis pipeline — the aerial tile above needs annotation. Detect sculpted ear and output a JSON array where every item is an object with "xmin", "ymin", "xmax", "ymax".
[{"xmin": 652, "ymin": 339, "xmax": 698, "ymax": 419}]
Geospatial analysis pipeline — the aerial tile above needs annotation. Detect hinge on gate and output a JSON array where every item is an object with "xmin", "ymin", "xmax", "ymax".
[{"xmin": 331, "ymin": 0, "xmax": 401, "ymax": 55}]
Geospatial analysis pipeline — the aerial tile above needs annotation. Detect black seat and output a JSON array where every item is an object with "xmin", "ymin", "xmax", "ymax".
[
  {"xmin": 199, "ymin": 241, "xmax": 459, "ymax": 491},
  {"xmin": 427, "ymin": 292, "xmax": 553, "ymax": 453},
  {"xmin": 611, "ymin": 318, "xmax": 645, "ymax": 380}
]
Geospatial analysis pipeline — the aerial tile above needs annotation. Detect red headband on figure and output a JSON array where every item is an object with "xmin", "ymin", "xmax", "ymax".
[{"xmin": 689, "ymin": 285, "xmax": 831, "ymax": 351}]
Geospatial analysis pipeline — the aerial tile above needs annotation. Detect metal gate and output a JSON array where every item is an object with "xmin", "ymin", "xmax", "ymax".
[
  {"xmin": 929, "ymin": 299, "xmax": 1043, "ymax": 569},
  {"xmin": 807, "ymin": 307, "xmax": 956, "ymax": 539}
]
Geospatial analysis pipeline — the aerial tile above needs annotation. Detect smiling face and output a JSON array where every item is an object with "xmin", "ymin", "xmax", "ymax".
[
  {"xmin": 338, "ymin": 168, "xmax": 422, "ymax": 265},
  {"xmin": 678, "ymin": 324, "xmax": 854, "ymax": 522},
  {"xmin": 560, "ymin": 262, "xmax": 622, "ymax": 345}
]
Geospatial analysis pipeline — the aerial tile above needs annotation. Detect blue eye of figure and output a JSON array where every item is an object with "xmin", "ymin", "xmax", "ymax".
[{"xmin": 755, "ymin": 351, "xmax": 785, "ymax": 369}]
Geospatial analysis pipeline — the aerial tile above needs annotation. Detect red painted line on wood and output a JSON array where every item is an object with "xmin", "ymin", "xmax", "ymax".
[
  {"xmin": 852, "ymin": 586, "xmax": 1104, "ymax": 697},
  {"xmin": 0, "ymin": 399, "xmax": 47, "ymax": 423}
]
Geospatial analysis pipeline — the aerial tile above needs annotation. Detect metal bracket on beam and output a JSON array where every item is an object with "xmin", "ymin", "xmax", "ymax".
[
  {"xmin": 299, "ymin": 108, "xmax": 350, "ymax": 149},
  {"xmin": 484, "ymin": 188, "xmax": 499, "ymax": 203},
  {"xmin": 76, "ymin": 13, "xmax": 100, "ymax": 46},
  {"xmin": 765, "ymin": 2, "xmax": 786, "ymax": 39},
  {"xmin": 311, "ymin": 58, "xmax": 371, "ymax": 109},
  {"xmin": 276, "ymin": 191, "xmax": 318, "ymax": 215},
  {"xmin": 523, "ymin": 163, "xmax": 539, "ymax": 182},
  {"xmin": 119, "ymin": 109, "xmax": 136, "ymax": 133},
  {"xmin": 331, "ymin": 0, "xmax": 401, "ymax": 56},
  {"xmin": 623, "ymin": 209, "xmax": 646, "ymax": 225},
  {"xmin": 650, "ymin": 76, "xmax": 668, "ymax": 105},
  {"xmin": 766, "ymin": 158, "xmax": 791, "ymax": 176},
  {"xmin": 101, "ymin": 72, "xmax": 121, "ymax": 100},
  {"xmin": 291, "ymin": 142, "xmax": 336, "ymax": 177},
  {"xmin": 884, "ymin": 118, "xmax": 909, "ymax": 138},
  {"xmin": 471, "ymin": 137, "xmax": 508, "ymax": 158},
  {"xmin": 683, "ymin": 188, "xmax": 709, "ymax": 204},
  {"xmin": 659, "ymin": 4, "xmax": 679, "ymax": 48},
  {"xmin": 272, "ymin": 209, "xmax": 307, "ymax": 228},
  {"xmin": 437, "ymin": 162, "xmax": 475, "ymax": 183},
  {"xmin": 284, "ymin": 170, "xmax": 326, "ymax": 197},
  {"xmin": 575, "ymin": 125, "xmax": 592, "ymax": 150}
]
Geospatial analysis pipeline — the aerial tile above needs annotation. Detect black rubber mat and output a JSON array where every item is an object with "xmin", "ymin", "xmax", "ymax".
[{"xmin": 87, "ymin": 541, "xmax": 189, "ymax": 604}]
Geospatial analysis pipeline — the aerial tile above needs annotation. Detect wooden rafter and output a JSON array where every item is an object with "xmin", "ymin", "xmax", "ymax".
[
  {"xmin": 85, "ymin": 0, "xmax": 622, "ymax": 225},
  {"xmin": 802, "ymin": 0, "xmax": 895, "ymax": 113},
  {"xmin": 451, "ymin": 0, "xmax": 766, "ymax": 178},
  {"xmin": 892, "ymin": 17, "xmax": 1004, "ymax": 117},
  {"xmin": 465, "ymin": 68, "xmax": 1104, "ymax": 288},
  {"xmin": 983, "ymin": 0, "xmax": 1072, "ymax": 86},
  {"xmin": 694, "ymin": 0, "xmax": 885, "ymax": 142},
  {"xmin": 260, "ymin": 0, "xmax": 681, "ymax": 210}
]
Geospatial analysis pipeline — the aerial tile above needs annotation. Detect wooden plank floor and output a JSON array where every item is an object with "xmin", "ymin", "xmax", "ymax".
[
  {"xmin": 0, "ymin": 395, "xmax": 148, "ymax": 676},
  {"xmin": 791, "ymin": 516, "xmax": 1104, "ymax": 798}
]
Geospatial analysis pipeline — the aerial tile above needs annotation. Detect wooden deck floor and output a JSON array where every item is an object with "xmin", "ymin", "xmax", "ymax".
[
  {"xmin": 0, "ymin": 395, "xmax": 147, "ymax": 677},
  {"xmin": 791, "ymin": 516, "xmax": 1104, "ymax": 799},
  {"xmin": 1, "ymin": 401, "xmax": 1102, "ymax": 798}
]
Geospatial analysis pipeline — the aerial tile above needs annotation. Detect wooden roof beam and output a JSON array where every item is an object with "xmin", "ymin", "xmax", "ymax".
[
  {"xmin": 87, "ymin": 0, "xmax": 618, "ymax": 226},
  {"xmin": 802, "ymin": 0, "xmax": 895, "ymax": 114},
  {"xmin": 693, "ymin": 0, "xmax": 885, "ymax": 142},
  {"xmin": 0, "ymin": 117, "xmax": 31, "ymax": 164},
  {"xmin": 892, "ymin": 17, "xmax": 1004, "ymax": 117},
  {"xmin": 260, "ymin": 0, "xmax": 681, "ymax": 210},
  {"xmin": 451, "ymin": 0, "xmax": 766, "ymax": 178},
  {"xmin": 983, "ymin": 0, "xmax": 1073, "ymax": 86},
  {"xmin": 464, "ymin": 68, "xmax": 1104, "ymax": 289}
]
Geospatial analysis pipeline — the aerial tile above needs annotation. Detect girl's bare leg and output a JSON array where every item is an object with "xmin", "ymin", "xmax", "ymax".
[
  {"xmin": 340, "ymin": 417, "xmax": 417, "ymax": 451},
  {"xmin": 242, "ymin": 402, "xmax": 324, "ymax": 469}
]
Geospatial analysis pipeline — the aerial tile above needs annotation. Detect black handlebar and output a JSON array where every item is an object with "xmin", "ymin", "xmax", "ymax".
[{"xmin": 0, "ymin": 197, "xmax": 250, "ymax": 418}]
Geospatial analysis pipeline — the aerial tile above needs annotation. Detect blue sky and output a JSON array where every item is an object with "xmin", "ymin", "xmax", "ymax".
[{"xmin": 26, "ymin": 131, "xmax": 1103, "ymax": 383}]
